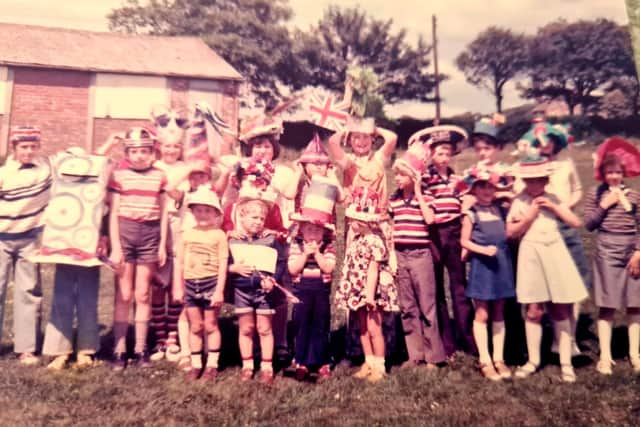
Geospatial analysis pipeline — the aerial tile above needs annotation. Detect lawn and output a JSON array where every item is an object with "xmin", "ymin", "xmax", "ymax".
[{"xmin": 1, "ymin": 144, "xmax": 640, "ymax": 426}]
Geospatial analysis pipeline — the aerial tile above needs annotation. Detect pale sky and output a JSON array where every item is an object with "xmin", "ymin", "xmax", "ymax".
[{"xmin": 0, "ymin": 0, "xmax": 630, "ymax": 118}]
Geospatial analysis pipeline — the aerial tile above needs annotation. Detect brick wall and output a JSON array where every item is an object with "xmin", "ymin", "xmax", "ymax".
[
  {"xmin": 93, "ymin": 117, "xmax": 150, "ymax": 159},
  {"xmin": 10, "ymin": 67, "xmax": 90, "ymax": 155}
]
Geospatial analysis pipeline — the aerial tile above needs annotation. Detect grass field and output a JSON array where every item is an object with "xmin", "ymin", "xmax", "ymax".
[{"xmin": 1, "ymin": 144, "xmax": 640, "ymax": 426}]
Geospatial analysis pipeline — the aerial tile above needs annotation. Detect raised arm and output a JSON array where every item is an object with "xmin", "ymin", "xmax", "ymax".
[
  {"xmin": 327, "ymin": 131, "xmax": 348, "ymax": 170},
  {"xmin": 375, "ymin": 127, "xmax": 398, "ymax": 162}
]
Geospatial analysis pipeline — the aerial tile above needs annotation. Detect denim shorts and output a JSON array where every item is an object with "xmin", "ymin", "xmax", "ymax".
[
  {"xmin": 118, "ymin": 218, "xmax": 161, "ymax": 264},
  {"xmin": 185, "ymin": 276, "xmax": 217, "ymax": 308},
  {"xmin": 234, "ymin": 287, "xmax": 274, "ymax": 315}
]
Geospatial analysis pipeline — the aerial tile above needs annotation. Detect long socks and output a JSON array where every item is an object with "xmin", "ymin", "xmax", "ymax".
[
  {"xmin": 597, "ymin": 319, "xmax": 613, "ymax": 362},
  {"xmin": 554, "ymin": 319, "xmax": 572, "ymax": 367},
  {"xmin": 524, "ymin": 320, "xmax": 542, "ymax": 367},
  {"xmin": 473, "ymin": 321, "xmax": 491, "ymax": 365},
  {"xmin": 150, "ymin": 303, "xmax": 167, "ymax": 348},
  {"xmin": 134, "ymin": 321, "xmax": 149, "ymax": 354},
  {"xmin": 629, "ymin": 315, "xmax": 640, "ymax": 362},
  {"xmin": 113, "ymin": 322, "xmax": 129, "ymax": 354},
  {"xmin": 492, "ymin": 321, "xmax": 506, "ymax": 363}
]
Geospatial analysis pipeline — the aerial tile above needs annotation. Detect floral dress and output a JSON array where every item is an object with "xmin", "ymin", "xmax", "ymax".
[{"xmin": 335, "ymin": 233, "xmax": 398, "ymax": 312}]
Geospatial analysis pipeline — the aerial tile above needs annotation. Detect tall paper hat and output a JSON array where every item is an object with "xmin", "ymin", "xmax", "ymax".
[
  {"xmin": 344, "ymin": 186, "xmax": 382, "ymax": 222},
  {"xmin": 290, "ymin": 175, "xmax": 338, "ymax": 228},
  {"xmin": 185, "ymin": 186, "xmax": 222, "ymax": 213},
  {"xmin": 123, "ymin": 127, "xmax": 155, "ymax": 149},
  {"xmin": 346, "ymin": 116, "xmax": 376, "ymax": 134},
  {"xmin": 593, "ymin": 137, "xmax": 640, "ymax": 181},
  {"xmin": 392, "ymin": 142, "xmax": 429, "ymax": 177},
  {"xmin": 408, "ymin": 125, "xmax": 468, "ymax": 154},
  {"xmin": 299, "ymin": 133, "xmax": 331, "ymax": 165},
  {"xmin": 519, "ymin": 122, "xmax": 569, "ymax": 151},
  {"xmin": 514, "ymin": 156, "xmax": 553, "ymax": 179},
  {"xmin": 10, "ymin": 126, "xmax": 41, "ymax": 144}
]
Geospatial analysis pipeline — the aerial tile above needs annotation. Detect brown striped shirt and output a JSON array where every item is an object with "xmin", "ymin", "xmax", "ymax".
[{"xmin": 583, "ymin": 184, "xmax": 640, "ymax": 248}]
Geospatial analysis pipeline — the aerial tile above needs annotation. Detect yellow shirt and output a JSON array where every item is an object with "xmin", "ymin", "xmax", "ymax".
[{"xmin": 181, "ymin": 227, "xmax": 228, "ymax": 280}]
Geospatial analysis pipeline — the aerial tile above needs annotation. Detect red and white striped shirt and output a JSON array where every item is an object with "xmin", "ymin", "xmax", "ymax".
[
  {"xmin": 422, "ymin": 165, "xmax": 469, "ymax": 224},
  {"xmin": 109, "ymin": 166, "xmax": 167, "ymax": 221},
  {"xmin": 389, "ymin": 190, "xmax": 433, "ymax": 247},
  {"xmin": 288, "ymin": 240, "xmax": 336, "ymax": 284}
]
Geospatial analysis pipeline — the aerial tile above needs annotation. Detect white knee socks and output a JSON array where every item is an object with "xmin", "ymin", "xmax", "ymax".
[
  {"xmin": 525, "ymin": 320, "xmax": 542, "ymax": 367},
  {"xmin": 473, "ymin": 321, "xmax": 491, "ymax": 365},
  {"xmin": 554, "ymin": 319, "xmax": 572, "ymax": 367},
  {"xmin": 492, "ymin": 321, "xmax": 506, "ymax": 363},
  {"xmin": 628, "ymin": 315, "xmax": 640, "ymax": 362},
  {"xmin": 597, "ymin": 319, "xmax": 613, "ymax": 362}
]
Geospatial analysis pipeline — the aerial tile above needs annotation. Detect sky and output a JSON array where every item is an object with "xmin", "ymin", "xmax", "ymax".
[{"xmin": 0, "ymin": 0, "xmax": 630, "ymax": 118}]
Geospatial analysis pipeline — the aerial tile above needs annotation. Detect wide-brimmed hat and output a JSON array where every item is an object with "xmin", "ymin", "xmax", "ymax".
[
  {"xmin": 299, "ymin": 133, "xmax": 331, "ymax": 165},
  {"xmin": 290, "ymin": 176, "xmax": 337, "ymax": 229},
  {"xmin": 344, "ymin": 186, "xmax": 383, "ymax": 222},
  {"xmin": 470, "ymin": 114, "xmax": 505, "ymax": 146},
  {"xmin": 515, "ymin": 156, "xmax": 553, "ymax": 179},
  {"xmin": 408, "ymin": 125, "xmax": 468, "ymax": 154},
  {"xmin": 10, "ymin": 126, "xmax": 41, "ymax": 144},
  {"xmin": 123, "ymin": 127, "xmax": 156, "ymax": 149},
  {"xmin": 186, "ymin": 186, "xmax": 222, "ymax": 213},
  {"xmin": 593, "ymin": 137, "xmax": 640, "ymax": 181},
  {"xmin": 392, "ymin": 142, "xmax": 429, "ymax": 178}
]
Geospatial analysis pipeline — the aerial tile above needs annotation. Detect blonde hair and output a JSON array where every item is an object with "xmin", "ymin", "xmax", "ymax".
[{"xmin": 238, "ymin": 199, "xmax": 269, "ymax": 217}]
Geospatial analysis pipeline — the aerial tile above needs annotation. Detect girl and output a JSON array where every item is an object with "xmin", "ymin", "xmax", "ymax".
[
  {"xmin": 506, "ymin": 157, "xmax": 588, "ymax": 382},
  {"xmin": 460, "ymin": 167, "xmax": 515, "ymax": 381},
  {"xmin": 584, "ymin": 138, "xmax": 640, "ymax": 374},
  {"xmin": 335, "ymin": 187, "xmax": 399, "ymax": 383},
  {"xmin": 174, "ymin": 187, "xmax": 228, "ymax": 381}
]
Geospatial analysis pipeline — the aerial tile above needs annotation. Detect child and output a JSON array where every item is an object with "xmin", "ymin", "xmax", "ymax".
[
  {"xmin": 507, "ymin": 157, "xmax": 588, "ymax": 382},
  {"xmin": 390, "ymin": 144, "xmax": 447, "ymax": 369},
  {"xmin": 335, "ymin": 187, "xmax": 399, "ymax": 383},
  {"xmin": 174, "ymin": 186, "xmax": 228, "ymax": 380},
  {"xmin": 288, "ymin": 183, "xmax": 337, "ymax": 381},
  {"xmin": 416, "ymin": 125, "xmax": 477, "ymax": 356},
  {"xmin": 584, "ymin": 138, "xmax": 640, "ymax": 374},
  {"xmin": 228, "ymin": 183, "xmax": 287, "ymax": 385},
  {"xmin": 0, "ymin": 126, "xmax": 51, "ymax": 365},
  {"xmin": 108, "ymin": 127, "xmax": 169, "ymax": 370},
  {"xmin": 460, "ymin": 167, "xmax": 515, "ymax": 380}
]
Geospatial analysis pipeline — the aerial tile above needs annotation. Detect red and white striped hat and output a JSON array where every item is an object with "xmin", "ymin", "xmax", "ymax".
[
  {"xmin": 299, "ymin": 133, "xmax": 331, "ymax": 165},
  {"xmin": 10, "ymin": 126, "xmax": 41, "ymax": 144},
  {"xmin": 290, "ymin": 175, "xmax": 338, "ymax": 228}
]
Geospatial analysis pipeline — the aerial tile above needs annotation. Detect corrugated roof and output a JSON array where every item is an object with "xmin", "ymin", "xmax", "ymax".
[{"xmin": 0, "ymin": 23, "xmax": 243, "ymax": 81}]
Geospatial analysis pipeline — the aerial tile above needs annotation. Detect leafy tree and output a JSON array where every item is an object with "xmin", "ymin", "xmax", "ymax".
[
  {"xmin": 455, "ymin": 27, "xmax": 528, "ymax": 113},
  {"xmin": 520, "ymin": 19, "xmax": 630, "ymax": 115},
  {"xmin": 108, "ymin": 0, "xmax": 294, "ymax": 104}
]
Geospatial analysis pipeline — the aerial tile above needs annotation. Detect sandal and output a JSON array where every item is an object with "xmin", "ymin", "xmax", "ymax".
[
  {"xmin": 560, "ymin": 364, "xmax": 576, "ymax": 383},
  {"xmin": 19, "ymin": 352, "xmax": 40, "ymax": 366},
  {"xmin": 177, "ymin": 355, "xmax": 191, "ymax": 371},
  {"xmin": 479, "ymin": 362, "xmax": 501, "ymax": 381},
  {"xmin": 596, "ymin": 359, "xmax": 614, "ymax": 375},
  {"xmin": 352, "ymin": 363, "xmax": 371, "ymax": 380},
  {"xmin": 493, "ymin": 360, "xmax": 512, "ymax": 379},
  {"xmin": 514, "ymin": 362, "xmax": 538, "ymax": 379},
  {"xmin": 47, "ymin": 355, "xmax": 69, "ymax": 371}
]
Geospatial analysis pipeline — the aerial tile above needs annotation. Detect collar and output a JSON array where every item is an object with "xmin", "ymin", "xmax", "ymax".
[{"xmin": 4, "ymin": 156, "xmax": 44, "ymax": 171}]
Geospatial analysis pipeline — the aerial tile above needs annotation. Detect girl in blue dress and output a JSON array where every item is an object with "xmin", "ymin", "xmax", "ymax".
[{"xmin": 460, "ymin": 167, "xmax": 515, "ymax": 381}]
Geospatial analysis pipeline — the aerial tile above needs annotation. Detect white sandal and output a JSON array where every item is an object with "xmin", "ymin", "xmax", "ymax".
[
  {"xmin": 514, "ymin": 362, "xmax": 538, "ymax": 379},
  {"xmin": 596, "ymin": 359, "xmax": 614, "ymax": 375},
  {"xmin": 560, "ymin": 364, "xmax": 576, "ymax": 383}
]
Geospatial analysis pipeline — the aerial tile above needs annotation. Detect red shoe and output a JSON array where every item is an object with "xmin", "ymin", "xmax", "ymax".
[
  {"xmin": 258, "ymin": 370, "xmax": 274, "ymax": 386},
  {"xmin": 317, "ymin": 364, "xmax": 332, "ymax": 382},
  {"xmin": 295, "ymin": 365, "xmax": 309, "ymax": 381},
  {"xmin": 201, "ymin": 367, "xmax": 218, "ymax": 381},
  {"xmin": 240, "ymin": 368, "xmax": 253, "ymax": 382}
]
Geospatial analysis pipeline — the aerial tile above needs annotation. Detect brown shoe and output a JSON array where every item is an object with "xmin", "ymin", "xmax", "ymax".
[
  {"xmin": 201, "ymin": 367, "xmax": 218, "ymax": 381},
  {"xmin": 258, "ymin": 370, "xmax": 275, "ymax": 386},
  {"xmin": 240, "ymin": 368, "xmax": 254, "ymax": 382},
  {"xmin": 479, "ymin": 363, "xmax": 501, "ymax": 381},
  {"xmin": 493, "ymin": 361, "xmax": 512, "ymax": 379}
]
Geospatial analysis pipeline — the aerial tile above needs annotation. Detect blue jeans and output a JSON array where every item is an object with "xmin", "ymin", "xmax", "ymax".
[
  {"xmin": 42, "ymin": 265, "xmax": 100, "ymax": 356},
  {"xmin": 0, "ymin": 237, "xmax": 42, "ymax": 353}
]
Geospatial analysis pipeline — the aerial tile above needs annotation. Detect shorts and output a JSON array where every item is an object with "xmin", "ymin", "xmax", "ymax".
[
  {"xmin": 234, "ymin": 287, "xmax": 275, "ymax": 315},
  {"xmin": 118, "ymin": 218, "xmax": 161, "ymax": 264},
  {"xmin": 185, "ymin": 276, "xmax": 217, "ymax": 308}
]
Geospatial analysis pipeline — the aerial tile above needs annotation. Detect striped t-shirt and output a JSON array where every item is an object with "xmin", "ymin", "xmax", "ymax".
[
  {"xmin": 0, "ymin": 157, "xmax": 52, "ymax": 238},
  {"xmin": 422, "ymin": 164, "xmax": 469, "ymax": 224},
  {"xmin": 109, "ymin": 166, "xmax": 167, "ymax": 221},
  {"xmin": 584, "ymin": 184, "xmax": 640, "ymax": 247},
  {"xmin": 389, "ymin": 190, "xmax": 433, "ymax": 248},
  {"xmin": 288, "ymin": 240, "xmax": 336, "ymax": 284}
]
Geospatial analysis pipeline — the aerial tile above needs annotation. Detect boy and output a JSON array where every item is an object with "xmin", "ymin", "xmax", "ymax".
[
  {"xmin": 0, "ymin": 126, "xmax": 51, "ymax": 364},
  {"xmin": 108, "ymin": 127, "xmax": 169, "ymax": 370}
]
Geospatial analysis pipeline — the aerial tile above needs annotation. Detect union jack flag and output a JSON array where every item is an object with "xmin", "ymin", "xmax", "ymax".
[{"xmin": 306, "ymin": 89, "xmax": 350, "ymax": 132}]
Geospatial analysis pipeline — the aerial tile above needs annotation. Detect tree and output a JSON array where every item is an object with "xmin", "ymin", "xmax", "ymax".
[
  {"xmin": 108, "ymin": 0, "xmax": 294, "ymax": 104},
  {"xmin": 520, "ymin": 19, "xmax": 630, "ymax": 115},
  {"xmin": 289, "ymin": 6, "xmax": 443, "ymax": 105},
  {"xmin": 455, "ymin": 27, "xmax": 528, "ymax": 113}
]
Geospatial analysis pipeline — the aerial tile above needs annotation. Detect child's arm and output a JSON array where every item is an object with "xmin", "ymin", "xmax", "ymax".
[
  {"xmin": 213, "ymin": 166, "xmax": 231, "ymax": 198},
  {"xmin": 327, "ymin": 131, "xmax": 349, "ymax": 170},
  {"xmin": 288, "ymin": 243, "xmax": 310, "ymax": 276},
  {"xmin": 158, "ymin": 193, "xmax": 169, "ymax": 267},
  {"xmin": 375, "ymin": 127, "xmax": 398, "ymax": 163},
  {"xmin": 212, "ymin": 235, "xmax": 228, "ymax": 307},
  {"xmin": 173, "ymin": 233, "xmax": 185, "ymax": 303},
  {"xmin": 506, "ymin": 201, "xmax": 539, "ymax": 240},
  {"xmin": 460, "ymin": 214, "xmax": 497, "ymax": 257},
  {"xmin": 414, "ymin": 176, "xmax": 435, "ymax": 224},
  {"xmin": 95, "ymin": 132, "xmax": 123, "ymax": 156},
  {"xmin": 364, "ymin": 260, "xmax": 379, "ymax": 308},
  {"xmin": 314, "ymin": 243, "xmax": 336, "ymax": 274},
  {"xmin": 583, "ymin": 187, "xmax": 610, "ymax": 231},
  {"xmin": 536, "ymin": 196, "xmax": 582, "ymax": 228},
  {"xmin": 108, "ymin": 193, "xmax": 123, "ymax": 267},
  {"xmin": 279, "ymin": 165, "xmax": 301, "ymax": 200}
]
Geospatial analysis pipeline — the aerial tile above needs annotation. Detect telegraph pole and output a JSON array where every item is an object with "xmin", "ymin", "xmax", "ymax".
[{"xmin": 432, "ymin": 14, "xmax": 441, "ymax": 125}]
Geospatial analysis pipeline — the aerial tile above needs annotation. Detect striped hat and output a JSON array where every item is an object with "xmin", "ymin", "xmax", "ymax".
[
  {"xmin": 392, "ymin": 142, "xmax": 429, "ymax": 177},
  {"xmin": 408, "ymin": 125, "xmax": 468, "ymax": 155},
  {"xmin": 10, "ymin": 126, "xmax": 41, "ymax": 144},
  {"xmin": 290, "ymin": 176, "xmax": 337, "ymax": 228},
  {"xmin": 515, "ymin": 156, "xmax": 553, "ymax": 179},
  {"xmin": 299, "ymin": 133, "xmax": 331, "ymax": 165},
  {"xmin": 123, "ymin": 127, "xmax": 155, "ymax": 149}
]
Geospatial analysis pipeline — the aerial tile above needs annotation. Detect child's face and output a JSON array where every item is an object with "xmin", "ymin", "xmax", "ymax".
[
  {"xmin": 159, "ymin": 140, "xmax": 182, "ymax": 164},
  {"xmin": 13, "ymin": 141, "xmax": 40, "ymax": 164},
  {"xmin": 189, "ymin": 171, "xmax": 210, "ymax": 189},
  {"xmin": 539, "ymin": 141, "xmax": 556, "ymax": 158},
  {"xmin": 125, "ymin": 146, "xmax": 154, "ymax": 169},
  {"xmin": 350, "ymin": 220, "xmax": 371, "ymax": 236},
  {"xmin": 300, "ymin": 222, "xmax": 324, "ymax": 243},
  {"xmin": 473, "ymin": 139, "xmax": 498, "ymax": 163},
  {"xmin": 349, "ymin": 132, "xmax": 373, "ymax": 156},
  {"xmin": 393, "ymin": 170, "xmax": 413, "ymax": 190},
  {"xmin": 250, "ymin": 138, "xmax": 274, "ymax": 161},
  {"xmin": 472, "ymin": 181, "xmax": 496, "ymax": 204},
  {"xmin": 239, "ymin": 202, "xmax": 267, "ymax": 235},
  {"xmin": 431, "ymin": 144, "xmax": 453, "ymax": 168},
  {"xmin": 604, "ymin": 164, "xmax": 624, "ymax": 187},
  {"xmin": 523, "ymin": 177, "xmax": 548, "ymax": 197},
  {"xmin": 191, "ymin": 204, "xmax": 220, "ymax": 226},
  {"xmin": 304, "ymin": 162, "xmax": 328, "ymax": 177}
]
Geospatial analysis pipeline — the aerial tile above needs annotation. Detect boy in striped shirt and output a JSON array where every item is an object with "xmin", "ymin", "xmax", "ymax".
[{"xmin": 390, "ymin": 143, "xmax": 447, "ymax": 368}]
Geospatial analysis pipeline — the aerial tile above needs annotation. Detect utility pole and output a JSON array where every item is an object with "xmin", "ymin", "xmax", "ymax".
[{"xmin": 432, "ymin": 14, "xmax": 441, "ymax": 125}]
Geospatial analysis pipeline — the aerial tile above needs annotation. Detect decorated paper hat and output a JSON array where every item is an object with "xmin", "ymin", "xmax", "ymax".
[
  {"xmin": 290, "ymin": 175, "xmax": 338, "ymax": 228},
  {"xmin": 239, "ymin": 114, "xmax": 283, "ymax": 160},
  {"xmin": 299, "ymin": 133, "xmax": 331, "ymax": 165},
  {"xmin": 392, "ymin": 142, "xmax": 429, "ymax": 177},
  {"xmin": 514, "ymin": 156, "xmax": 553, "ymax": 179},
  {"xmin": 345, "ymin": 186, "xmax": 383, "ymax": 222},
  {"xmin": 186, "ymin": 186, "xmax": 222, "ymax": 213},
  {"xmin": 10, "ymin": 126, "xmax": 41, "ymax": 144},
  {"xmin": 471, "ymin": 114, "xmax": 505, "ymax": 146},
  {"xmin": 230, "ymin": 158, "xmax": 275, "ymax": 190},
  {"xmin": 123, "ymin": 127, "xmax": 156, "ymax": 149},
  {"xmin": 236, "ymin": 181, "xmax": 278, "ymax": 207},
  {"xmin": 518, "ymin": 121, "xmax": 569, "ymax": 151},
  {"xmin": 346, "ymin": 116, "xmax": 376, "ymax": 134},
  {"xmin": 408, "ymin": 125, "xmax": 468, "ymax": 154},
  {"xmin": 463, "ymin": 164, "xmax": 510, "ymax": 188},
  {"xmin": 593, "ymin": 137, "xmax": 640, "ymax": 181}
]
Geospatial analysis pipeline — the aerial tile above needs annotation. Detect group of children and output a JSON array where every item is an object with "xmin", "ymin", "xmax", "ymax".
[{"xmin": 1, "ymin": 105, "xmax": 640, "ymax": 387}]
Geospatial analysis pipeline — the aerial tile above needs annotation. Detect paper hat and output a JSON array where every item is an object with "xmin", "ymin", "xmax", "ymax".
[
  {"xmin": 345, "ymin": 186, "xmax": 382, "ymax": 222},
  {"xmin": 346, "ymin": 116, "xmax": 376, "ymax": 134},
  {"xmin": 593, "ymin": 137, "xmax": 640, "ymax": 181},
  {"xmin": 463, "ymin": 164, "xmax": 509, "ymax": 188},
  {"xmin": 236, "ymin": 181, "xmax": 278, "ymax": 207},
  {"xmin": 185, "ymin": 186, "xmax": 222, "ymax": 213},
  {"xmin": 240, "ymin": 114, "xmax": 283, "ymax": 146},
  {"xmin": 514, "ymin": 156, "xmax": 553, "ymax": 179},
  {"xmin": 230, "ymin": 158, "xmax": 275, "ymax": 190},
  {"xmin": 10, "ymin": 126, "xmax": 41, "ymax": 144},
  {"xmin": 184, "ymin": 127, "xmax": 211, "ymax": 171},
  {"xmin": 392, "ymin": 142, "xmax": 429, "ymax": 177},
  {"xmin": 471, "ymin": 114, "xmax": 505, "ymax": 146},
  {"xmin": 408, "ymin": 125, "xmax": 468, "ymax": 154},
  {"xmin": 519, "ymin": 122, "xmax": 569, "ymax": 151},
  {"xmin": 290, "ymin": 176, "xmax": 338, "ymax": 227},
  {"xmin": 299, "ymin": 133, "xmax": 331, "ymax": 164},
  {"xmin": 123, "ymin": 127, "xmax": 156, "ymax": 149}
]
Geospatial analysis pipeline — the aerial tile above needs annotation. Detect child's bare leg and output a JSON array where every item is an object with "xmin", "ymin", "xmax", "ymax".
[
  {"xmin": 368, "ymin": 309, "xmax": 385, "ymax": 357},
  {"xmin": 113, "ymin": 264, "xmax": 135, "ymax": 354},
  {"xmin": 186, "ymin": 307, "xmax": 204, "ymax": 370},
  {"xmin": 256, "ymin": 314, "xmax": 274, "ymax": 372},
  {"xmin": 472, "ymin": 300, "xmax": 491, "ymax": 365},
  {"xmin": 357, "ymin": 308, "xmax": 373, "ymax": 356},
  {"xmin": 491, "ymin": 300, "xmax": 506, "ymax": 363},
  {"xmin": 597, "ymin": 307, "xmax": 615, "ymax": 363},
  {"xmin": 133, "ymin": 263, "xmax": 155, "ymax": 354},
  {"xmin": 238, "ymin": 313, "xmax": 256, "ymax": 371},
  {"xmin": 178, "ymin": 309, "xmax": 191, "ymax": 359},
  {"xmin": 204, "ymin": 308, "xmax": 221, "ymax": 369}
]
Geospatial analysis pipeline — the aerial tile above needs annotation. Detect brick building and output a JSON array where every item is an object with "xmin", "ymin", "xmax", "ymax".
[{"xmin": 0, "ymin": 23, "xmax": 243, "ymax": 156}]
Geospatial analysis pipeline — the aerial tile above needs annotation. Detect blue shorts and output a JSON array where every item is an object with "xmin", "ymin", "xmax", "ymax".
[
  {"xmin": 234, "ymin": 287, "xmax": 274, "ymax": 315},
  {"xmin": 185, "ymin": 276, "xmax": 217, "ymax": 308}
]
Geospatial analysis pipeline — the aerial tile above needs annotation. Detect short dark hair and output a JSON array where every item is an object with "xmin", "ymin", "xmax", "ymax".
[{"xmin": 599, "ymin": 153, "xmax": 625, "ymax": 179}]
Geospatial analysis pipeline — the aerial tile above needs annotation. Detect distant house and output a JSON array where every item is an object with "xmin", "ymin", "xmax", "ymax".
[{"xmin": 0, "ymin": 23, "xmax": 243, "ymax": 155}]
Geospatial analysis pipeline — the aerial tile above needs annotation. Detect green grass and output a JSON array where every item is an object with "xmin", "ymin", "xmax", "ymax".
[{"xmin": 1, "ymin": 144, "xmax": 640, "ymax": 426}]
